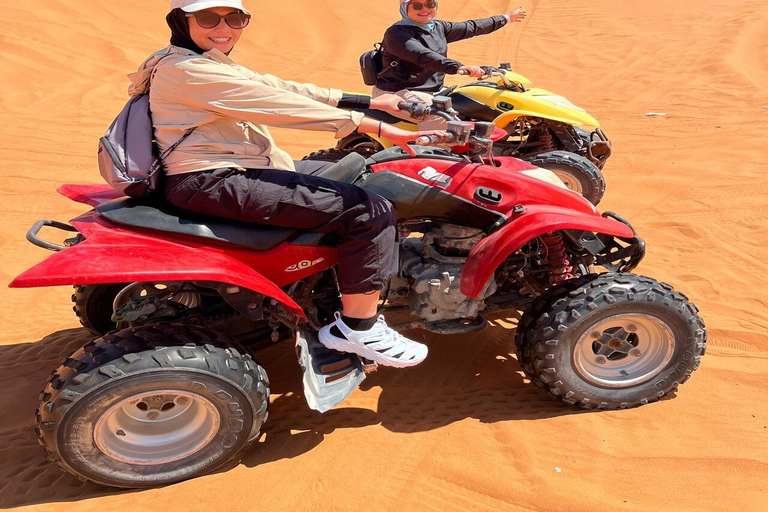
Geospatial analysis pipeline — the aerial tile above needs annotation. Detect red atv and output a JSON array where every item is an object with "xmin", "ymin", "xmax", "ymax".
[{"xmin": 11, "ymin": 101, "xmax": 706, "ymax": 488}]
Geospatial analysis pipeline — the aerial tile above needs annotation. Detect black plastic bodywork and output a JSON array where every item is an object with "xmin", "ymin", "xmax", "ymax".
[
  {"xmin": 448, "ymin": 91, "xmax": 500, "ymax": 122},
  {"xmin": 359, "ymin": 171, "xmax": 506, "ymax": 232}
]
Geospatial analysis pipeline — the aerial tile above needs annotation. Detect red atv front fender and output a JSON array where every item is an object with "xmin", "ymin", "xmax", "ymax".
[
  {"xmin": 460, "ymin": 205, "xmax": 635, "ymax": 297},
  {"xmin": 10, "ymin": 216, "xmax": 306, "ymax": 321}
]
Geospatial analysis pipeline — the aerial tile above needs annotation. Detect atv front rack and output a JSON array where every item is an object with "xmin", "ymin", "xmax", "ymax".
[
  {"xmin": 587, "ymin": 128, "xmax": 612, "ymax": 167},
  {"xmin": 595, "ymin": 211, "xmax": 646, "ymax": 272}
]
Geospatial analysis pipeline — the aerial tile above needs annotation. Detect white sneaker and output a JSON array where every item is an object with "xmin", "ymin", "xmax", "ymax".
[{"xmin": 318, "ymin": 312, "xmax": 428, "ymax": 368}]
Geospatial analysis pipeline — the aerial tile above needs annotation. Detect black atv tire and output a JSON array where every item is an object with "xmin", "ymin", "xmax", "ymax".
[
  {"xmin": 302, "ymin": 147, "xmax": 352, "ymax": 162},
  {"xmin": 338, "ymin": 133, "xmax": 384, "ymax": 158},
  {"xmin": 515, "ymin": 273, "xmax": 706, "ymax": 410},
  {"xmin": 525, "ymin": 150, "xmax": 606, "ymax": 205},
  {"xmin": 35, "ymin": 323, "xmax": 270, "ymax": 488},
  {"xmin": 302, "ymin": 133, "xmax": 385, "ymax": 162},
  {"xmin": 72, "ymin": 283, "xmax": 129, "ymax": 336}
]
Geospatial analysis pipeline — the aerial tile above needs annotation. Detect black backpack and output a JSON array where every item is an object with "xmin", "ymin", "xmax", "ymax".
[{"xmin": 359, "ymin": 43, "xmax": 397, "ymax": 86}]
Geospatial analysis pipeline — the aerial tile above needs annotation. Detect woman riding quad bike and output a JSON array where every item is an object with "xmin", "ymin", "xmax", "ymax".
[
  {"xmin": 324, "ymin": 2, "xmax": 608, "ymax": 203},
  {"xmin": 370, "ymin": 0, "xmax": 527, "ymax": 128},
  {"xmin": 13, "ymin": 96, "xmax": 705, "ymax": 488},
  {"xmin": 10, "ymin": 0, "xmax": 704, "ymax": 491}
]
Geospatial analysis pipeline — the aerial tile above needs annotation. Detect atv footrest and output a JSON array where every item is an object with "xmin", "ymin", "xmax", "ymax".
[{"xmin": 295, "ymin": 331, "xmax": 367, "ymax": 413}]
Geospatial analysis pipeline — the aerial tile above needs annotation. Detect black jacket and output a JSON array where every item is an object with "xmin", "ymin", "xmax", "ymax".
[{"xmin": 376, "ymin": 16, "xmax": 508, "ymax": 93}]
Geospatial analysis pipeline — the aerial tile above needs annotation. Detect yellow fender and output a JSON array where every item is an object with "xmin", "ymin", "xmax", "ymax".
[{"xmin": 493, "ymin": 109, "xmax": 590, "ymax": 129}]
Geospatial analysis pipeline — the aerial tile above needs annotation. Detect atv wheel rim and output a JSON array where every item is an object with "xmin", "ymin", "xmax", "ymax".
[
  {"xmin": 573, "ymin": 313, "xmax": 675, "ymax": 388},
  {"xmin": 94, "ymin": 390, "xmax": 221, "ymax": 465},
  {"xmin": 552, "ymin": 170, "xmax": 583, "ymax": 193}
]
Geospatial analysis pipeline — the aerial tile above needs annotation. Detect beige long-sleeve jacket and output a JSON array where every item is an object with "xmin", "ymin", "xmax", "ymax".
[{"xmin": 128, "ymin": 46, "xmax": 365, "ymax": 175}]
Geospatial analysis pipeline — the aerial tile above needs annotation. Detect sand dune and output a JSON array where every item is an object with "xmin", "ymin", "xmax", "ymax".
[{"xmin": 1, "ymin": 0, "xmax": 767, "ymax": 510}]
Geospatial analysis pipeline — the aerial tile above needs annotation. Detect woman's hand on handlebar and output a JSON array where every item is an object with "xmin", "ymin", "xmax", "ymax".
[
  {"xmin": 369, "ymin": 94, "xmax": 405, "ymax": 115},
  {"xmin": 386, "ymin": 126, "xmax": 449, "ymax": 156},
  {"xmin": 458, "ymin": 65, "xmax": 485, "ymax": 78}
]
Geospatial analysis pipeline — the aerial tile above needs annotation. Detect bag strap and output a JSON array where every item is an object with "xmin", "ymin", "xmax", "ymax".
[
  {"xmin": 148, "ymin": 127, "xmax": 197, "ymax": 179},
  {"xmin": 374, "ymin": 42, "xmax": 398, "ymax": 79},
  {"xmin": 159, "ymin": 127, "xmax": 196, "ymax": 160}
]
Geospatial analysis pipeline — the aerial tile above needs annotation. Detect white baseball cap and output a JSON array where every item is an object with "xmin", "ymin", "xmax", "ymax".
[{"xmin": 170, "ymin": 0, "xmax": 250, "ymax": 15}]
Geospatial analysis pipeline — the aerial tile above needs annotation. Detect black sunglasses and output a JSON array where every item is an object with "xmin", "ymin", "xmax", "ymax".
[
  {"xmin": 410, "ymin": 1, "xmax": 437, "ymax": 10},
  {"xmin": 186, "ymin": 11, "xmax": 251, "ymax": 29}
]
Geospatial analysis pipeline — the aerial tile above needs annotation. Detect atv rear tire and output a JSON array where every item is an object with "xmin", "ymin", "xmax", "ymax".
[
  {"xmin": 72, "ymin": 283, "xmax": 129, "ymax": 336},
  {"xmin": 35, "ymin": 323, "xmax": 269, "ymax": 488},
  {"xmin": 526, "ymin": 150, "xmax": 606, "ymax": 205},
  {"xmin": 515, "ymin": 273, "xmax": 706, "ymax": 409}
]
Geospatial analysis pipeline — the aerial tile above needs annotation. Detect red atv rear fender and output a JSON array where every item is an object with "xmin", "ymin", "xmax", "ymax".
[
  {"xmin": 10, "ymin": 215, "xmax": 306, "ymax": 321},
  {"xmin": 460, "ymin": 205, "xmax": 634, "ymax": 297},
  {"xmin": 57, "ymin": 184, "xmax": 123, "ymax": 207}
]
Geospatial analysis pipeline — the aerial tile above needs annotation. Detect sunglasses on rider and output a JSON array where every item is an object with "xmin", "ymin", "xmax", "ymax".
[
  {"xmin": 186, "ymin": 11, "xmax": 251, "ymax": 29},
  {"xmin": 410, "ymin": 1, "xmax": 437, "ymax": 11}
]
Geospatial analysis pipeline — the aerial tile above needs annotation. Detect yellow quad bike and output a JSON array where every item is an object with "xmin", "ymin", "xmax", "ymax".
[{"xmin": 316, "ymin": 64, "xmax": 611, "ymax": 204}]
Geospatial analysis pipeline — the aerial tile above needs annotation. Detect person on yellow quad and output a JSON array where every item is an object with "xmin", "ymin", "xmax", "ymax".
[{"xmin": 374, "ymin": 0, "xmax": 527, "ymax": 128}]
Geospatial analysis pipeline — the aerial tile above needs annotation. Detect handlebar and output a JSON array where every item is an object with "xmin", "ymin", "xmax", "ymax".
[
  {"xmin": 397, "ymin": 101, "xmax": 432, "ymax": 119},
  {"xmin": 397, "ymin": 100, "xmax": 459, "ymax": 122},
  {"xmin": 415, "ymin": 133, "xmax": 459, "ymax": 146}
]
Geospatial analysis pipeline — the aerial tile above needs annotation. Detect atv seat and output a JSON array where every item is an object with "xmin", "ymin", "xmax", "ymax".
[
  {"xmin": 96, "ymin": 199, "xmax": 308, "ymax": 251},
  {"xmin": 96, "ymin": 155, "xmax": 368, "ymax": 251}
]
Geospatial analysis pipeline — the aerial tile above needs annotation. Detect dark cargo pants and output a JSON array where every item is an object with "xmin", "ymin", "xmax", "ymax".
[{"xmin": 164, "ymin": 162, "xmax": 397, "ymax": 294}]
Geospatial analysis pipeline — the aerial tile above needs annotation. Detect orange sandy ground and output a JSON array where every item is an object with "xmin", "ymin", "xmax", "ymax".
[{"xmin": 1, "ymin": 0, "xmax": 766, "ymax": 510}]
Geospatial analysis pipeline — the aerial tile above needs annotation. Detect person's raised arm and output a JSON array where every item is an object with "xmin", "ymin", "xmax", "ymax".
[{"xmin": 441, "ymin": 8, "xmax": 525, "ymax": 44}]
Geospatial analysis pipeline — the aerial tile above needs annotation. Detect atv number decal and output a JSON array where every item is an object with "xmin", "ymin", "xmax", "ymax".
[
  {"xmin": 474, "ymin": 187, "xmax": 503, "ymax": 205},
  {"xmin": 418, "ymin": 166, "xmax": 452, "ymax": 188},
  {"xmin": 285, "ymin": 258, "xmax": 325, "ymax": 272}
]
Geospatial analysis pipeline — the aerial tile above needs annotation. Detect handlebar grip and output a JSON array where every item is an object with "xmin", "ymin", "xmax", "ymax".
[
  {"xmin": 397, "ymin": 102, "xmax": 409, "ymax": 110},
  {"xmin": 415, "ymin": 136, "xmax": 433, "ymax": 146},
  {"xmin": 415, "ymin": 133, "xmax": 458, "ymax": 146},
  {"xmin": 457, "ymin": 69, "xmax": 469, "ymax": 75}
]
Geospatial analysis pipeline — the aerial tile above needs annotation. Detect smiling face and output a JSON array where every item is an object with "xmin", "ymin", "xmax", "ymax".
[
  {"xmin": 406, "ymin": 1, "xmax": 437, "ymax": 23},
  {"xmin": 188, "ymin": 7, "xmax": 244, "ymax": 54}
]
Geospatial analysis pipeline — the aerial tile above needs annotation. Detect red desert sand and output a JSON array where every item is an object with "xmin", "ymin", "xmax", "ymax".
[{"xmin": 0, "ymin": 0, "xmax": 766, "ymax": 510}]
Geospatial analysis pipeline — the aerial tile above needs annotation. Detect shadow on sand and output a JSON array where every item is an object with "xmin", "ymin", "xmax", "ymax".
[{"xmin": 0, "ymin": 316, "xmax": 588, "ymax": 507}]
